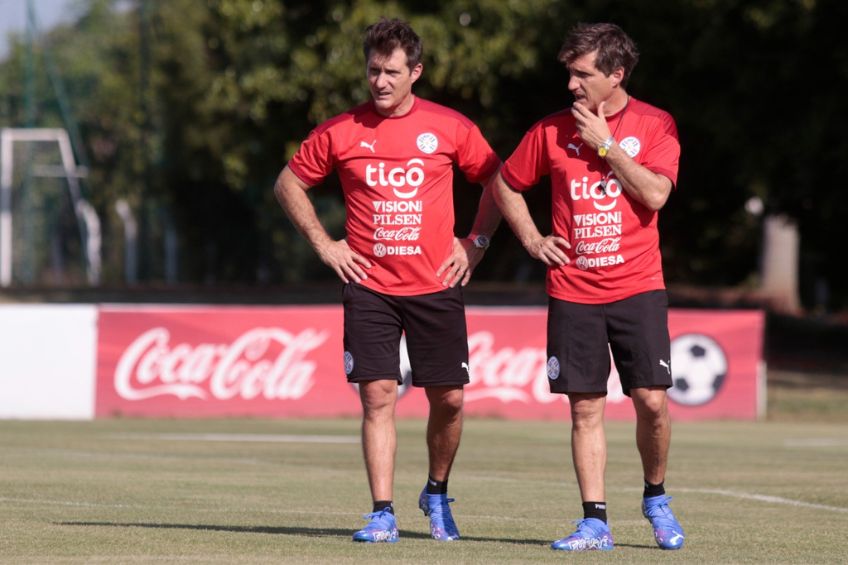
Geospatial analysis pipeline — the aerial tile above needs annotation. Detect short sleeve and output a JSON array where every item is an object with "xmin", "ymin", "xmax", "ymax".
[
  {"xmin": 455, "ymin": 123, "xmax": 501, "ymax": 184},
  {"xmin": 287, "ymin": 127, "xmax": 335, "ymax": 186},
  {"xmin": 640, "ymin": 113, "xmax": 680, "ymax": 187},
  {"xmin": 500, "ymin": 122, "xmax": 550, "ymax": 191}
]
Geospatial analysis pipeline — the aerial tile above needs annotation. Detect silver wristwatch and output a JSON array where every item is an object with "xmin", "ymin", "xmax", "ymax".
[{"xmin": 470, "ymin": 234, "xmax": 490, "ymax": 250}]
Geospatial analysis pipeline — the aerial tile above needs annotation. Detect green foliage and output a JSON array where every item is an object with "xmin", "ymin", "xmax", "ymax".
[{"xmin": 0, "ymin": 0, "xmax": 845, "ymax": 306}]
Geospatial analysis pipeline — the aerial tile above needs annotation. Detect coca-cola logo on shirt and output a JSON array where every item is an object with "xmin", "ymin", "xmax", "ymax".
[
  {"xmin": 574, "ymin": 237, "xmax": 621, "ymax": 255},
  {"xmin": 373, "ymin": 226, "xmax": 421, "ymax": 241},
  {"xmin": 113, "ymin": 327, "xmax": 329, "ymax": 401}
]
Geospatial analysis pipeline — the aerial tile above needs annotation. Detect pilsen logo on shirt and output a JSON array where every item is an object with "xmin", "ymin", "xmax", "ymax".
[
  {"xmin": 362, "ymin": 134, "xmax": 432, "ymax": 258},
  {"xmin": 570, "ymin": 168, "xmax": 628, "ymax": 271},
  {"xmin": 371, "ymin": 199, "xmax": 424, "ymax": 257}
]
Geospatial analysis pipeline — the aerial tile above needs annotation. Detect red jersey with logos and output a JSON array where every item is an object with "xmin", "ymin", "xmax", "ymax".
[
  {"xmin": 501, "ymin": 97, "xmax": 680, "ymax": 304},
  {"xmin": 288, "ymin": 97, "xmax": 500, "ymax": 296}
]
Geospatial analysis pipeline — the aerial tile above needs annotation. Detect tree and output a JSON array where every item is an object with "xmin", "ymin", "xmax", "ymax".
[{"xmin": 1, "ymin": 0, "xmax": 845, "ymax": 311}]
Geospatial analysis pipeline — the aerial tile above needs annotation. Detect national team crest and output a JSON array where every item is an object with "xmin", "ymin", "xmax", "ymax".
[
  {"xmin": 619, "ymin": 136, "xmax": 641, "ymax": 158},
  {"xmin": 416, "ymin": 132, "xmax": 438, "ymax": 154},
  {"xmin": 344, "ymin": 351, "xmax": 354, "ymax": 375},
  {"xmin": 546, "ymin": 356, "xmax": 561, "ymax": 380}
]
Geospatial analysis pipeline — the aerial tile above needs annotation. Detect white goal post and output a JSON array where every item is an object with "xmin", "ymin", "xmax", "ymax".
[{"xmin": 0, "ymin": 128, "xmax": 101, "ymax": 286}]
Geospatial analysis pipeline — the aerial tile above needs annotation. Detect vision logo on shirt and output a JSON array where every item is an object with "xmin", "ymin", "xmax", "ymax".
[{"xmin": 365, "ymin": 158, "xmax": 426, "ymax": 199}]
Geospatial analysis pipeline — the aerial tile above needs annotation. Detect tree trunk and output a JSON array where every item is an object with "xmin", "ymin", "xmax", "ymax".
[{"xmin": 760, "ymin": 214, "xmax": 801, "ymax": 313}]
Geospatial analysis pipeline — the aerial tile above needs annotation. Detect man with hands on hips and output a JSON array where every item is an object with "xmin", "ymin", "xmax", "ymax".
[{"xmin": 275, "ymin": 17, "xmax": 500, "ymax": 544}]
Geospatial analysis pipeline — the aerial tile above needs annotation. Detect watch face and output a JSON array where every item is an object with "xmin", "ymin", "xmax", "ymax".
[{"xmin": 474, "ymin": 235, "xmax": 490, "ymax": 249}]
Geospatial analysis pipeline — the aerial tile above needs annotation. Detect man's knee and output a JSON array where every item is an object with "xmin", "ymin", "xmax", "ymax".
[
  {"xmin": 426, "ymin": 386, "xmax": 463, "ymax": 414},
  {"xmin": 359, "ymin": 380, "xmax": 398, "ymax": 414},
  {"xmin": 632, "ymin": 387, "xmax": 669, "ymax": 419},
  {"xmin": 569, "ymin": 393, "xmax": 606, "ymax": 428}
]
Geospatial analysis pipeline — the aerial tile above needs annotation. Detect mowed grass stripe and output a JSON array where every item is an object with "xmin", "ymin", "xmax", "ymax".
[
  {"xmin": 675, "ymin": 487, "xmax": 848, "ymax": 514},
  {"xmin": 110, "ymin": 433, "xmax": 360, "ymax": 444},
  {"xmin": 1, "ymin": 418, "xmax": 847, "ymax": 563}
]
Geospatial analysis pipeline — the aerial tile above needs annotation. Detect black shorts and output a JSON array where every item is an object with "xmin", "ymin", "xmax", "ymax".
[
  {"xmin": 342, "ymin": 283, "xmax": 470, "ymax": 387},
  {"xmin": 546, "ymin": 290, "xmax": 672, "ymax": 396}
]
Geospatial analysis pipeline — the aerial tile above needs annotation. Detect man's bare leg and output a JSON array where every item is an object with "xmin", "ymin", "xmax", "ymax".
[
  {"xmin": 630, "ymin": 387, "xmax": 670, "ymax": 485},
  {"xmin": 359, "ymin": 379, "xmax": 399, "ymax": 502},
  {"xmin": 569, "ymin": 393, "xmax": 608, "ymax": 502},
  {"xmin": 425, "ymin": 385, "xmax": 464, "ymax": 481}
]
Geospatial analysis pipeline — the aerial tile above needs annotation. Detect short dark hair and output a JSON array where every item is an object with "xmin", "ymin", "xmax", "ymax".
[
  {"xmin": 558, "ymin": 23, "xmax": 640, "ymax": 85},
  {"xmin": 363, "ymin": 17, "xmax": 423, "ymax": 70}
]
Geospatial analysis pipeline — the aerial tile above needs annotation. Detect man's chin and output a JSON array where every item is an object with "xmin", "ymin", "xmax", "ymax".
[{"xmin": 373, "ymin": 100, "xmax": 399, "ymax": 114}]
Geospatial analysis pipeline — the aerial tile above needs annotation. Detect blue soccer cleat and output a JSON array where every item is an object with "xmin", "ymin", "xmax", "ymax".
[
  {"xmin": 418, "ymin": 488, "xmax": 460, "ymax": 541},
  {"xmin": 642, "ymin": 494, "xmax": 685, "ymax": 550},
  {"xmin": 551, "ymin": 518, "xmax": 614, "ymax": 551},
  {"xmin": 352, "ymin": 508, "xmax": 399, "ymax": 543}
]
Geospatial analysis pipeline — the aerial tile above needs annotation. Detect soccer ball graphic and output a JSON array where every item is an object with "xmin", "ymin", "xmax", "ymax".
[
  {"xmin": 667, "ymin": 333, "xmax": 727, "ymax": 406},
  {"xmin": 349, "ymin": 334, "xmax": 413, "ymax": 398},
  {"xmin": 397, "ymin": 333, "xmax": 413, "ymax": 397}
]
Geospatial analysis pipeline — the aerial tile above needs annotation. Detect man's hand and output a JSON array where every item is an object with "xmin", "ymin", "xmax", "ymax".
[
  {"xmin": 436, "ymin": 237, "xmax": 480, "ymax": 288},
  {"xmin": 572, "ymin": 100, "xmax": 611, "ymax": 151},
  {"xmin": 526, "ymin": 234, "xmax": 571, "ymax": 267},
  {"xmin": 315, "ymin": 239, "xmax": 372, "ymax": 283}
]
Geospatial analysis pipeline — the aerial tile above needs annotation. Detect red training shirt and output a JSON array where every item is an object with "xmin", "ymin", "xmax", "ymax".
[
  {"xmin": 501, "ymin": 97, "xmax": 680, "ymax": 304},
  {"xmin": 288, "ymin": 97, "xmax": 500, "ymax": 296}
]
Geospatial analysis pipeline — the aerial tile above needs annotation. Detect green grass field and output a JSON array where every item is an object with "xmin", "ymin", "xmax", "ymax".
[{"xmin": 2, "ymin": 412, "xmax": 847, "ymax": 564}]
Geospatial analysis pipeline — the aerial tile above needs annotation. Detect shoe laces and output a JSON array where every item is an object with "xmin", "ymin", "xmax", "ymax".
[
  {"xmin": 571, "ymin": 518, "xmax": 607, "ymax": 538},
  {"xmin": 429, "ymin": 496, "xmax": 456, "ymax": 522},
  {"xmin": 361, "ymin": 509, "xmax": 394, "ymax": 529},
  {"xmin": 644, "ymin": 496, "xmax": 677, "ymax": 527}
]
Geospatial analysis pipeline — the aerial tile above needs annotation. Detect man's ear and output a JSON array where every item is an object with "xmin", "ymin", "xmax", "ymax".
[
  {"xmin": 610, "ymin": 67, "xmax": 625, "ymax": 87},
  {"xmin": 410, "ymin": 63, "xmax": 423, "ymax": 83}
]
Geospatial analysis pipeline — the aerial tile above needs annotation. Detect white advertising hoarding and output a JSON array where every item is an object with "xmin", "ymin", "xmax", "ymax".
[
  {"xmin": 0, "ymin": 304, "xmax": 97, "ymax": 419},
  {"xmin": 0, "ymin": 303, "xmax": 764, "ymax": 421}
]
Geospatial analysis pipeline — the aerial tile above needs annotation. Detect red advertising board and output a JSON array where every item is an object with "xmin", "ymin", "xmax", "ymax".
[{"xmin": 95, "ymin": 305, "xmax": 764, "ymax": 420}]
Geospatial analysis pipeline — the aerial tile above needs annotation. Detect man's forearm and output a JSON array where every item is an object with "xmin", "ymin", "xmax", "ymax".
[
  {"xmin": 467, "ymin": 171, "xmax": 503, "ymax": 238},
  {"xmin": 604, "ymin": 146, "xmax": 672, "ymax": 211},
  {"xmin": 274, "ymin": 166, "xmax": 333, "ymax": 253},
  {"xmin": 492, "ymin": 173, "xmax": 543, "ymax": 249}
]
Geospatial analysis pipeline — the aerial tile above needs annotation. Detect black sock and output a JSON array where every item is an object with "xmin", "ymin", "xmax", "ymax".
[
  {"xmin": 643, "ymin": 480, "xmax": 666, "ymax": 498},
  {"xmin": 372, "ymin": 500, "xmax": 393, "ymax": 514},
  {"xmin": 582, "ymin": 501, "xmax": 607, "ymax": 523},
  {"xmin": 425, "ymin": 475, "xmax": 448, "ymax": 495}
]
